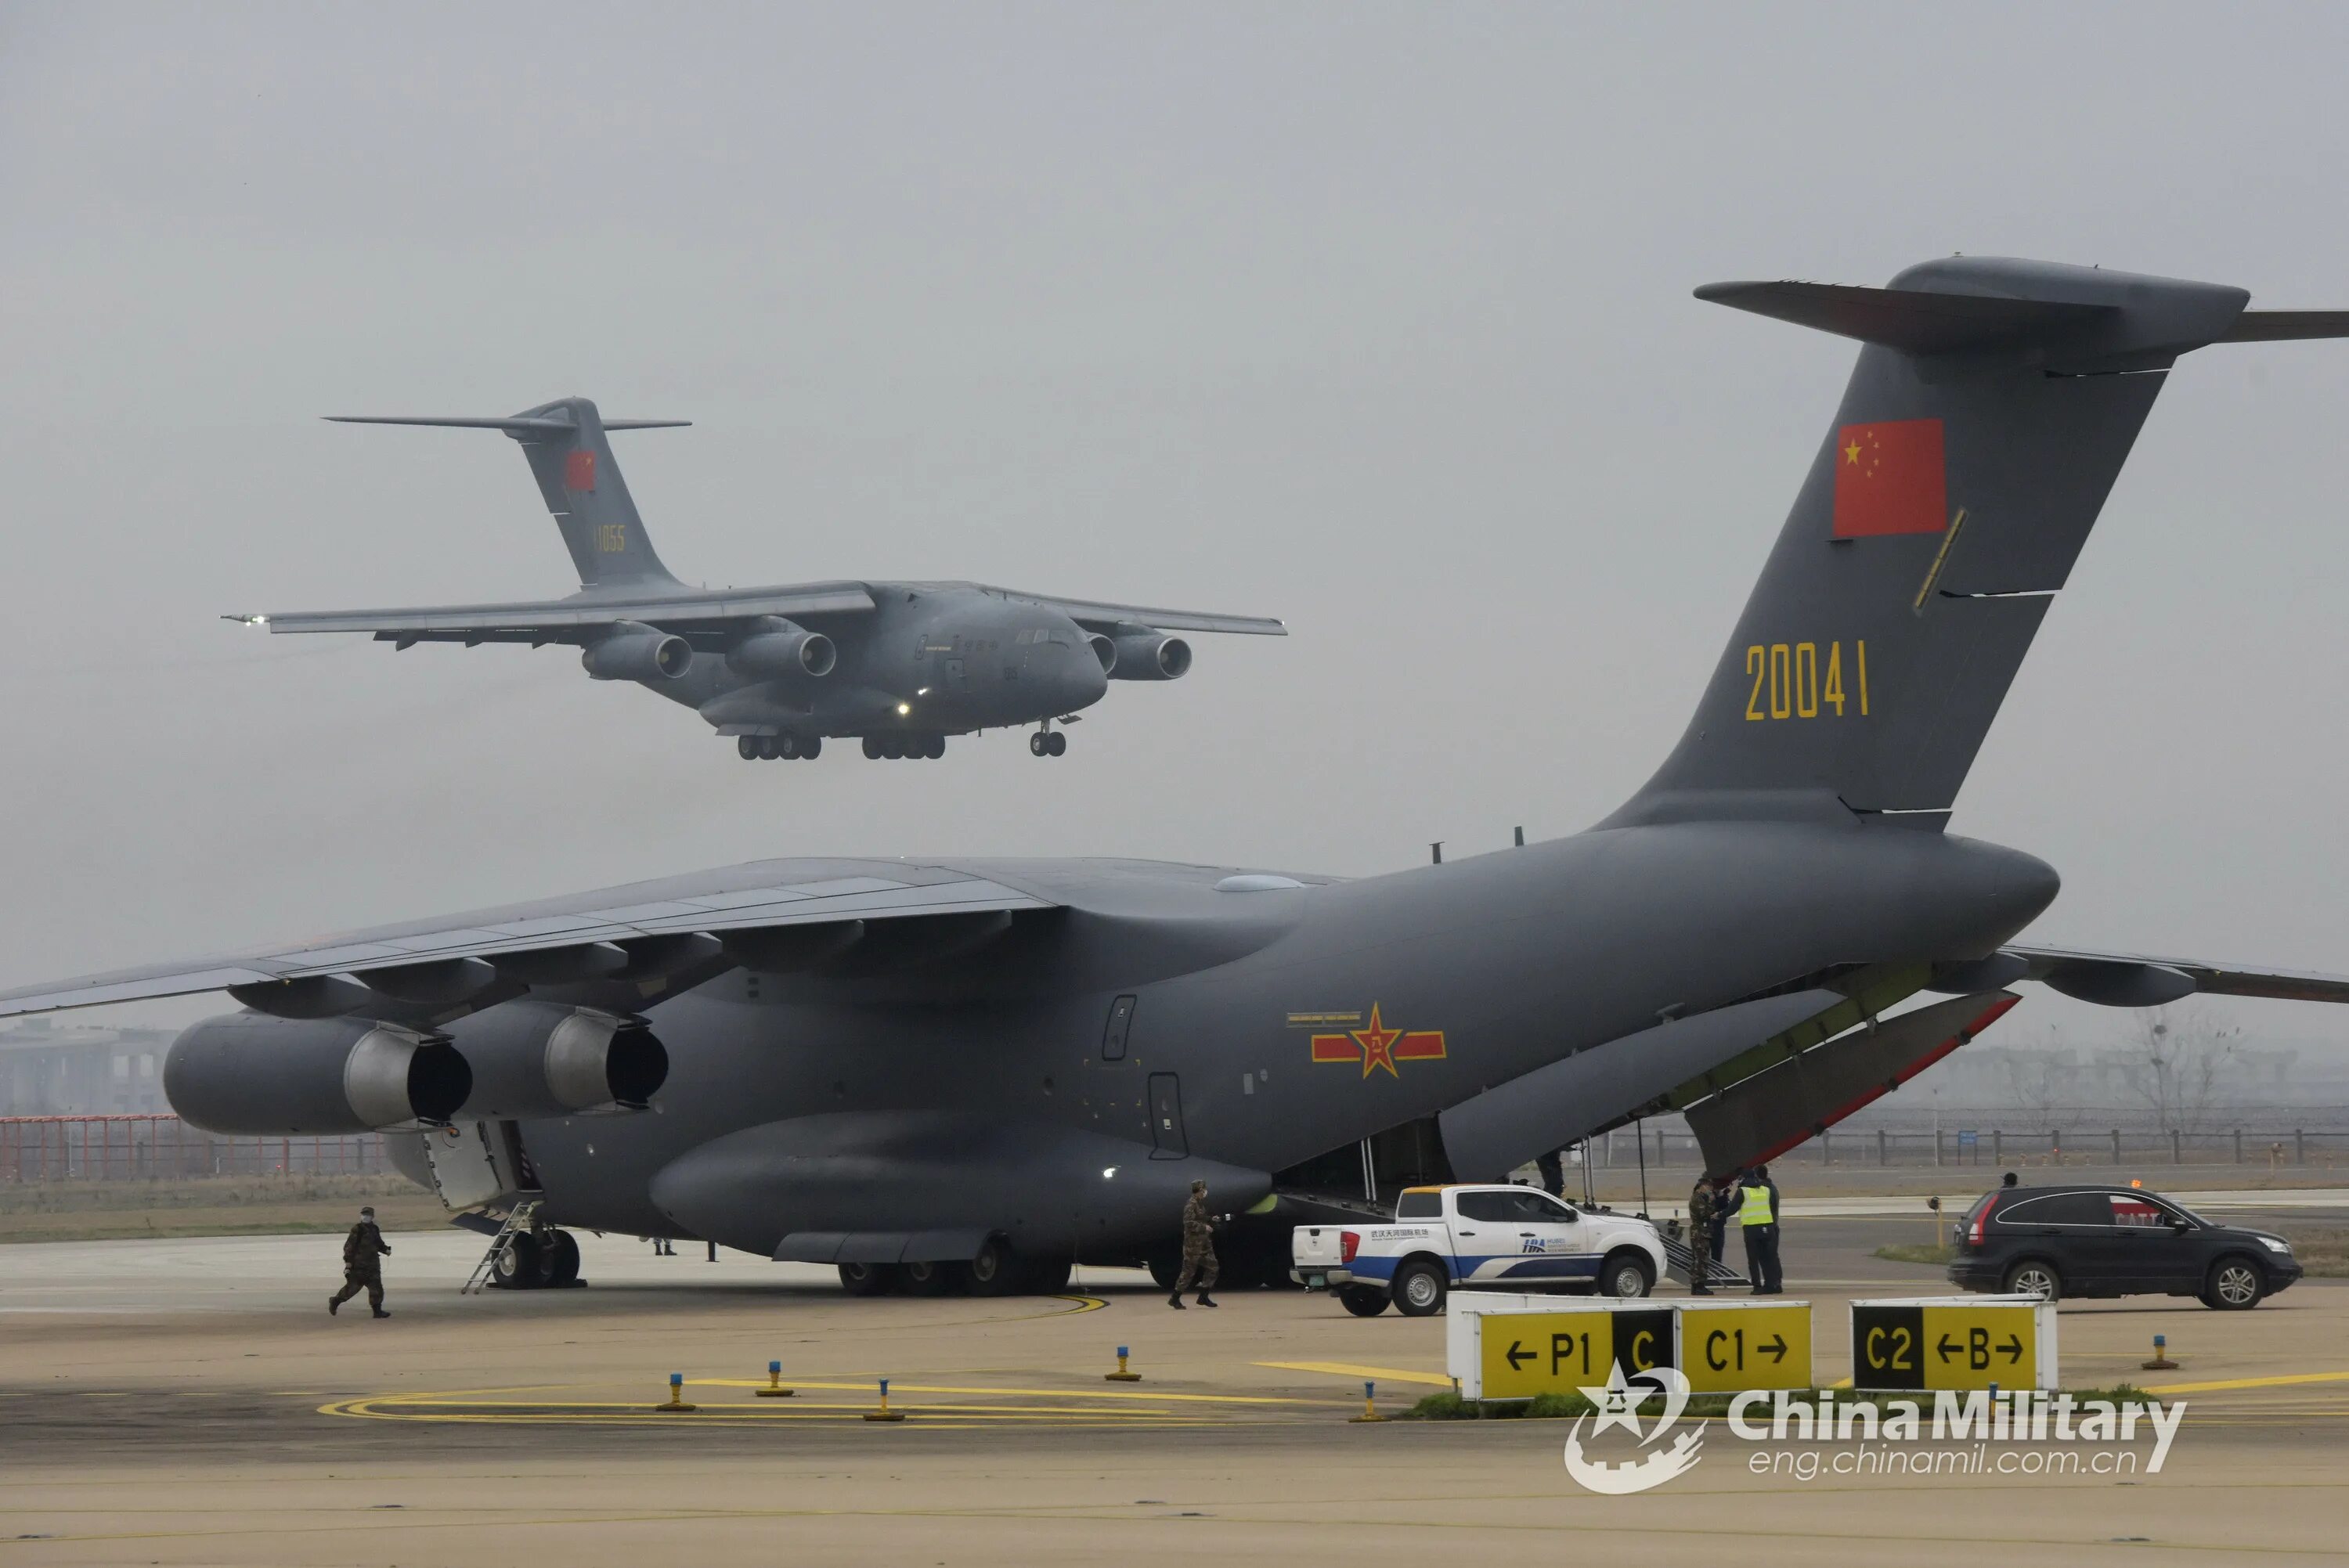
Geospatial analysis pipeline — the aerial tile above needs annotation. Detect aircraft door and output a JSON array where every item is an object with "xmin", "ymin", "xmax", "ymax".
[
  {"xmin": 1101, "ymin": 995, "xmax": 1136, "ymax": 1060},
  {"xmin": 1147, "ymin": 1072, "xmax": 1187, "ymax": 1157}
]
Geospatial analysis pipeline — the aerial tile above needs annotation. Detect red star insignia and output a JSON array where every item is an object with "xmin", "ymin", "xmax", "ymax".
[{"xmin": 1354, "ymin": 1002, "xmax": 1402, "ymax": 1080}]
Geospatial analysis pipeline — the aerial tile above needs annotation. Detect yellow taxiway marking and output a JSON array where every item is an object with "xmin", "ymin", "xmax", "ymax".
[
  {"xmin": 2143, "ymin": 1368, "xmax": 2349, "ymax": 1395},
  {"xmin": 1254, "ymin": 1361, "xmax": 1453, "ymax": 1388},
  {"xmin": 319, "ymin": 1375, "xmax": 1343, "ymax": 1428}
]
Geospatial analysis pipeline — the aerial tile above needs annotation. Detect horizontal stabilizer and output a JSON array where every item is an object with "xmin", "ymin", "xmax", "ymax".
[
  {"xmin": 2004, "ymin": 945, "xmax": 2349, "ymax": 1005},
  {"xmin": 1697, "ymin": 279, "xmax": 2113, "ymax": 356},
  {"xmin": 325, "ymin": 415, "xmax": 690, "ymax": 433},
  {"xmin": 2217, "ymin": 310, "xmax": 2349, "ymax": 343},
  {"xmin": 1686, "ymin": 992, "xmax": 2019, "ymax": 1177}
]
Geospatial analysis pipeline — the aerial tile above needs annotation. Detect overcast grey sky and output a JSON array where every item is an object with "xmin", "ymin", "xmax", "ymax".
[{"xmin": 5, "ymin": 4, "xmax": 2347, "ymax": 1051}]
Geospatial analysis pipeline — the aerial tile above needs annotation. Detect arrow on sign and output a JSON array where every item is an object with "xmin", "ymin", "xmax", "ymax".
[
  {"xmin": 1759, "ymin": 1333, "xmax": 1787, "ymax": 1364},
  {"xmin": 1936, "ymin": 1335, "xmax": 1961, "ymax": 1362},
  {"xmin": 2000, "ymin": 1335, "xmax": 2023, "ymax": 1363},
  {"xmin": 1505, "ymin": 1341, "xmax": 1535, "ymax": 1372}
]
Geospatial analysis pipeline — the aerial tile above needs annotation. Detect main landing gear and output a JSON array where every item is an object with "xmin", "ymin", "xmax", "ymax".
[
  {"xmin": 490, "ymin": 1227, "xmax": 583, "ymax": 1289},
  {"xmin": 835, "ymin": 1239, "xmax": 1074, "ymax": 1297},
  {"xmin": 737, "ymin": 734, "xmax": 822, "ymax": 761},
  {"xmin": 1027, "ymin": 725, "xmax": 1066, "ymax": 757},
  {"xmin": 862, "ymin": 734, "xmax": 947, "ymax": 760}
]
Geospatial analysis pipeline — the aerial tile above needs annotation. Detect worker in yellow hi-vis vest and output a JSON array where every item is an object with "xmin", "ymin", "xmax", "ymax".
[{"xmin": 1731, "ymin": 1164, "xmax": 1784, "ymax": 1295}]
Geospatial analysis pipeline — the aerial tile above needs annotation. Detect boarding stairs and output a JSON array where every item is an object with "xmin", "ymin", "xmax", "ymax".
[{"xmin": 460, "ymin": 1199, "xmax": 541, "ymax": 1294}]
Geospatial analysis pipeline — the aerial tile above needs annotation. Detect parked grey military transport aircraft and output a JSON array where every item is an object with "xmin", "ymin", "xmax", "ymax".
[
  {"xmin": 16, "ymin": 257, "xmax": 2349, "ymax": 1296},
  {"xmin": 229, "ymin": 399, "xmax": 1286, "ymax": 761}
]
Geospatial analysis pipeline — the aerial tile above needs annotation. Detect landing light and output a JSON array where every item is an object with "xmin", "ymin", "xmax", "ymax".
[
  {"xmin": 1101, "ymin": 1166, "xmax": 1118, "ymax": 1180},
  {"xmin": 896, "ymin": 701, "xmax": 911, "ymax": 716}
]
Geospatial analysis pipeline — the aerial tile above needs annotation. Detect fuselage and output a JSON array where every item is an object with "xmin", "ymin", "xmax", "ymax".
[
  {"xmin": 643, "ymin": 583, "xmax": 1110, "ymax": 740},
  {"xmin": 489, "ymin": 813, "xmax": 2057, "ymax": 1251}
]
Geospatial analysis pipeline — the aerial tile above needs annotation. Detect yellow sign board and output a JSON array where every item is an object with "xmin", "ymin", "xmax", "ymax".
[
  {"xmin": 1477, "ymin": 1307, "xmax": 1674, "ymax": 1400},
  {"xmin": 1852, "ymin": 1300, "xmax": 2044, "ymax": 1391},
  {"xmin": 1676, "ymin": 1303, "xmax": 1812, "ymax": 1393}
]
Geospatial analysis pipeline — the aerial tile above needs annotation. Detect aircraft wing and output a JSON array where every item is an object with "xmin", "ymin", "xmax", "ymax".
[
  {"xmin": 0, "ymin": 859, "xmax": 1054, "ymax": 1019},
  {"xmin": 2002, "ymin": 945, "xmax": 2349, "ymax": 1006},
  {"xmin": 230, "ymin": 582, "xmax": 877, "ymax": 644},
  {"xmin": 965, "ymin": 584, "xmax": 1287, "ymax": 636}
]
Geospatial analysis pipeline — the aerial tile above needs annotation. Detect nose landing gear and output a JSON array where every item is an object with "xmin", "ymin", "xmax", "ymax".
[{"xmin": 1028, "ymin": 724, "xmax": 1067, "ymax": 757}]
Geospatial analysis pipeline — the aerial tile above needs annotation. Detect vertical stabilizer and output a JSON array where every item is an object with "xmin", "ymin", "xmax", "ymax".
[
  {"xmin": 1611, "ymin": 257, "xmax": 2281, "ymax": 825},
  {"xmin": 325, "ymin": 398, "xmax": 688, "ymax": 590}
]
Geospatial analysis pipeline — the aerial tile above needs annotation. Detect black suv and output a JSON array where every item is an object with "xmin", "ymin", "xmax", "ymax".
[{"xmin": 1947, "ymin": 1184, "xmax": 2302, "ymax": 1310}]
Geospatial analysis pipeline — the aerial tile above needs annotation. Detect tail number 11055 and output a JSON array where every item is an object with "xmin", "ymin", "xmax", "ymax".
[{"xmin": 1745, "ymin": 640, "xmax": 1868, "ymax": 721}]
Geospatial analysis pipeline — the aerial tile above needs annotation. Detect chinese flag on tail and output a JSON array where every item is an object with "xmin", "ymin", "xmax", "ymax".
[
  {"xmin": 564, "ymin": 449, "xmax": 597, "ymax": 492},
  {"xmin": 1831, "ymin": 419, "xmax": 1945, "ymax": 537}
]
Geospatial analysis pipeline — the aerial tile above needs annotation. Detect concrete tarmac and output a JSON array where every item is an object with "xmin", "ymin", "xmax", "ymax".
[{"xmin": 2, "ymin": 1209, "xmax": 2347, "ymax": 1566}]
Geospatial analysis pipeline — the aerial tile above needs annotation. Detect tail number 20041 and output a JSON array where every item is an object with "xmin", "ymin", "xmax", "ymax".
[{"xmin": 1745, "ymin": 640, "xmax": 1867, "ymax": 722}]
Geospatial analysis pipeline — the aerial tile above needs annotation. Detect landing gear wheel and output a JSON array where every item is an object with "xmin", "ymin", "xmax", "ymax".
[
  {"xmin": 1046, "ymin": 731, "xmax": 1066, "ymax": 756},
  {"xmin": 2002, "ymin": 1260, "xmax": 2061, "ymax": 1303},
  {"xmin": 1020, "ymin": 1255, "xmax": 1073, "ymax": 1294},
  {"xmin": 1146, "ymin": 1253, "xmax": 1181, "ymax": 1290},
  {"xmin": 778, "ymin": 733, "xmax": 802, "ymax": 759},
  {"xmin": 900, "ymin": 1260, "xmax": 957, "ymax": 1296},
  {"xmin": 922, "ymin": 734, "xmax": 947, "ymax": 759},
  {"xmin": 965, "ymin": 1235, "xmax": 1022, "ymax": 1296},
  {"xmin": 1391, "ymin": 1258, "xmax": 1448, "ymax": 1317},
  {"xmin": 2204, "ymin": 1257, "xmax": 2266, "ymax": 1310},
  {"xmin": 737, "ymin": 737, "xmax": 760, "ymax": 760},
  {"xmin": 1029, "ymin": 732, "xmax": 1048, "ymax": 757},
  {"xmin": 541, "ymin": 1230, "xmax": 582, "ymax": 1288},
  {"xmin": 862, "ymin": 736, "xmax": 884, "ymax": 759},
  {"xmin": 838, "ymin": 1261, "xmax": 897, "ymax": 1296},
  {"xmin": 799, "ymin": 736, "xmax": 821, "ymax": 759},
  {"xmin": 1338, "ymin": 1285, "xmax": 1391, "ymax": 1317},
  {"xmin": 758, "ymin": 735, "xmax": 783, "ymax": 759},
  {"xmin": 491, "ymin": 1234, "xmax": 544, "ymax": 1290}
]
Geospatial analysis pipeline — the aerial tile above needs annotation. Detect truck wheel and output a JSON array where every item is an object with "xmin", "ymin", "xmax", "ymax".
[
  {"xmin": 1338, "ymin": 1285, "xmax": 1391, "ymax": 1317},
  {"xmin": 2203, "ymin": 1256, "xmax": 2266, "ymax": 1310},
  {"xmin": 1599, "ymin": 1251, "xmax": 1653, "ymax": 1299},
  {"xmin": 1392, "ymin": 1259, "xmax": 1448, "ymax": 1317},
  {"xmin": 838, "ymin": 1262, "xmax": 897, "ymax": 1296}
]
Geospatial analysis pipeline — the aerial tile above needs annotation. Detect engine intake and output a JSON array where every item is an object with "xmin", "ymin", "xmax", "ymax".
[
  {"xmin": 444, "ymin": 1001, "xmax": 669, "ymax": 1118},
  {"xmin": 164, "ymin": 1014, "xmax": 472, "ymax": 1135},
  {"xmin": 582, "ymin": 621, "xmax": 693, "ymax": 681},
  {"xmin": 1106, "ymin": 629, "xmax": 1191, "ymax": 681},
  {"xmin": 727, "ymin": 618, "xmax": 837, "ymax": 681}
]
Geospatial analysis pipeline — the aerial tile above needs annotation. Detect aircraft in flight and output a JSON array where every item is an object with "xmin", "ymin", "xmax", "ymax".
[
  {"xmin": 229, "ymin": 398, "xmax": 1286, "ymax": 761},
  {"xmin": 16, "ymin": 256, "xmax": 2349, "ymax": 1296}
]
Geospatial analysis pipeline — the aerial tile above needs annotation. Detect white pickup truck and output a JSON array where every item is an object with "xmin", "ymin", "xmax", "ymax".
[{"xmin": 1290, "ymin": 1183, "xmax": 1669, "ymax": 1317}]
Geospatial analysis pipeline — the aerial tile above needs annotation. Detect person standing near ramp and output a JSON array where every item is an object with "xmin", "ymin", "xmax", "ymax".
[
  {"xmin": 329, "ymin": 1205, "xmax": 393, "ymax": 1319},
  {"xmin": 1167, "ymin": 1179, "xmax": 1219, "ymax": 1309},
  {"xmin": 1735, "ymin": 1165, "xmax": 1783, "ymax": 1295}
]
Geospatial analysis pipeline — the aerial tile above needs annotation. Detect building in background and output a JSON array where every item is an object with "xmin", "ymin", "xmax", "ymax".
[{"xmin": 0, "ymin": 1018, "xmax": 175, "ymax": 1116}]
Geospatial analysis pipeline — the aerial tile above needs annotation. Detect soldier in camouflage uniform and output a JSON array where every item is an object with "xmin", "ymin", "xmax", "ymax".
[
  {"xmin": 1686, "ymin": 1177, "xmax": 1718, "ymax": 1295},
  {"xmin": 1167, "ymin": 1178, "xmax": 1219, "ymax": 1309},
  {"xmin": 328, "ymin": 1204, "xmax": 393, "ymax": 1318}
]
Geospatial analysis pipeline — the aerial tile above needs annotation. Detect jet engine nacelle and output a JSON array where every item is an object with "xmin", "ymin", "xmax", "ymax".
[
  {"xmin": 164, "ymin": 1013, "xmax": 472, "ymax": 1136},
  {"xmin": 581, "ymin": 621, "xmax": 693, "ymax": 681},
  {"xmin": 1104, "ymin": 629, "xmax": 1191, "ymax": 681},
  {"xmin": 442, "ymin": 1001, "xmax": 669, "ymax": 1119},
  {"xmin": 725, "ymin": 618, "xmax": 837, "ymax": 682}
]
